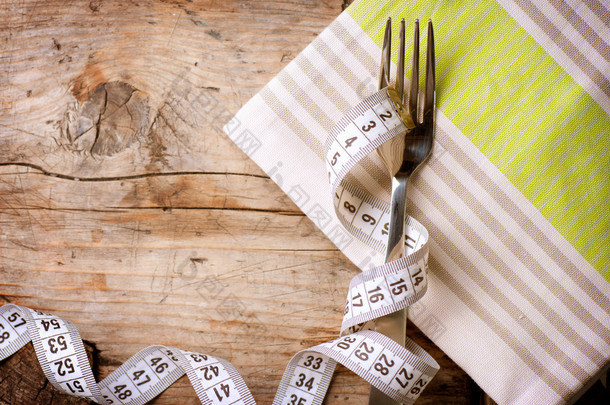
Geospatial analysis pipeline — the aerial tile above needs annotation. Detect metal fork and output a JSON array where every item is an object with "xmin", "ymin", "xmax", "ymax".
[{"xmin": 370, "ymin": 18, "xmax": 435, "ymax": 405}]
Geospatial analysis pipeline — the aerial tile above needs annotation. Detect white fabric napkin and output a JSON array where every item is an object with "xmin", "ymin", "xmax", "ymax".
[{"xmin": 224, "ymin": 1, "xmax": 610, "ymax": 403}]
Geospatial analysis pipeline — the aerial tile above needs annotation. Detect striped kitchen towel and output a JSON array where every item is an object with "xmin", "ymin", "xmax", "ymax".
[{"xmin": 224, "ymin": 1, "xmax": 610, "ymax": 403}]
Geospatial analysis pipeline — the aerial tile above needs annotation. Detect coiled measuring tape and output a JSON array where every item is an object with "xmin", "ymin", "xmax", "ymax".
[
  {"xmin": 274, "ymin": 84, "xmax": 438, "ymax": 404},
  {"xmin": 272, "ymin": 85, "xmax": 439, "ymax": 404},
  {"xmin": 324, "ymin": 86, "xmax": 432, "ymax": 334},
  {"xmin": 0, "ymin": 86, "xmax": 438, "ymax": 404}
]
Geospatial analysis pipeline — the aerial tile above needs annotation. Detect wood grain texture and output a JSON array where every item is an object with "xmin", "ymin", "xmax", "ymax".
[{"xmin": 1, "ymin": 0, "xmax": 481, "ymax": 403}]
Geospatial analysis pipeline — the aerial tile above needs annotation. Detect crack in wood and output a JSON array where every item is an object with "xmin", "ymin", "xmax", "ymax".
[
  {"xmin": 90, "ymin": 84, "xmax": 108, "ymax": 155},
  {"xmin": 0, "ymin": 162, "xmax": 269, "ymax": 181},
  {"xmin": 106, "ymin": 206, "xmax": 302, "ymax": 214}
]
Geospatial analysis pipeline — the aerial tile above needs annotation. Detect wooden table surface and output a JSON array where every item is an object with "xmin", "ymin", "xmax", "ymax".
[{"xmin": 1, "ymin": 1, "xmax": 607, "ymax": 404}]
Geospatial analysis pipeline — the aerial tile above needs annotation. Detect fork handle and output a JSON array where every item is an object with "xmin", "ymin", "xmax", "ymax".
[
  {"xmin": 384, "ymin": 175, "xmax": 409, "ymax": 263},
  {"xmin": 369, "ymin": 175, "xmax": 409, "ymax": 405}
]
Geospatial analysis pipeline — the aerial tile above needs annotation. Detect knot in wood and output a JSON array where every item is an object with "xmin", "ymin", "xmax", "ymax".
[{"xmin": 59, "ymin": 81, "xmax": 150, "ymax": 157}]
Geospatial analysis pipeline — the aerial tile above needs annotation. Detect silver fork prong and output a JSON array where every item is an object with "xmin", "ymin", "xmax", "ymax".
[
  {"xmin": 423, "ymin": 20, "xmax": 435, "ymax": 124},
  {"xmin": 396, "ymin": 18, "xmax": 406, "ymax": 104},
  {"xmin": 409, "ymin": 19, "xmax": 420, "ymax": 124},
  {"xmin": 379, "ymin": 17, "xmax": 392, "ymax": 90}
]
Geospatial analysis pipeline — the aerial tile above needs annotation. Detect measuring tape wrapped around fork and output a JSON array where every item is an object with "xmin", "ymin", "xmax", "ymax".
[
  {"xmin": 0, "ymin": 86, "xmax": 438, "ymax": 404},
  {"xmin": 270, "ymin": 85, "xmax": 439, "ymax": 404},
  {"xmin": 326, "ymin": 85, "xmax": 431, "ymax": 328}
]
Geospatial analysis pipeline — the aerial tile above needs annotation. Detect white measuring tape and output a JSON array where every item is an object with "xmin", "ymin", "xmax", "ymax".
[
  {"xmin": 0, "ymin": 304, "xmax": 255, "ymax": 404},
  {"xmin": 0, "ymin": 85, "xmax": 438, "ymax": 404},
  {"xmin": 325, "ymin": 86, "xmax": 432, "ymax": 331},
  {"xmin": 271, "ymin": 85, "xmax": 438, "ymax": 404}
]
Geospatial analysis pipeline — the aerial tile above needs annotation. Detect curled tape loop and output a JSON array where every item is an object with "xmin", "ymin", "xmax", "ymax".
[{"xmin": 0, "ymin": 88, "xmax": 438, "ymax": 404}]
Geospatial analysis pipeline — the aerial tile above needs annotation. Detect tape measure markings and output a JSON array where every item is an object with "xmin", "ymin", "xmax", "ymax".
[
  {"xmin": 323, "ymin": 86, "xmax": 407, "ymax": 154},
  {"xmin": 219, "ymin": 357, "xmax": 257, "ymax": 405},
  {"xmin": 339, "ymin": 233, "xmax": 429, "ymax": 332},
  {"xmin": 313, "ymin": 331, "xmax": 436, "ymax": 404},
  {"xmin": 98, "ymin": 345, "xmax": 185, "ymax": 405},
  {"xmin": 267, "ymin": 86, "xmax": 439, "ymax": 405},
  {"xmin": 333, "ymin": 180, "xmax": 430, "ymax": 258},
  {"xmin": 0, "ymin": 305, "xmax": 30, "ymax": 359},
  {"xmin": 328, "ymin": 119, "xmax": 409, "ymax": 194},
  {"xmin": 333, "ymin": 182, "xmax": 390, "ymax": 253},
  {"xmin": 273, "ymin": 329, "xmax": 438, "ymax": 405},
  {"xmin": 326, "ymin": 87, "xmax": 413, "ymax": 195},
  {"xmin": 341, "ymin": 260, "xmax": 427, "ymax": 331},
  {"xmin": 178, "ymin": 350, "xmax": 256, "ymax": 405},
  {"xmin": 335, "ymin": 183, "xmax": 390, "ymax": 249},
  {"xmin": 272, "ymin": 352, "xmax": 336, "ymax": 405},
  {"xmin": 21, "ymin": 306, "xmax": 106, "ymax": 403}
]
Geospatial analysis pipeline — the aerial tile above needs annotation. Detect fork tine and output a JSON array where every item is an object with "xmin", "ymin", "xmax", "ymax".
[
  {"xmin": 423, "ymin": 20, "xmax": 435, "ymax": 123},
  {"xmin": 379, "ymin": 17, "xmax": 392, "ymax": 90},
  {"xmin": 396, "ymin": 19, "xmax": 405, "ymax": 104},
  {"xmin": 409, "ymin": 20, "xmax": 420, "ymax": 124}
]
